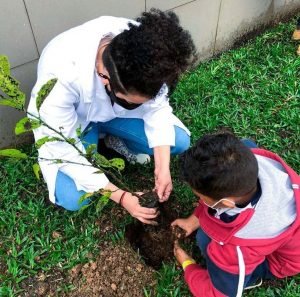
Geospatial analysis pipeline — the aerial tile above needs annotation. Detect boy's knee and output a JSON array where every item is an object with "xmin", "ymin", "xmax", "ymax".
[{"xmin": 172, "ymin": 127, "xmax": 190, "ymax": 155}]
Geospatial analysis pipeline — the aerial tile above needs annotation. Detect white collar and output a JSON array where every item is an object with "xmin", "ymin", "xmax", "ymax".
[{"xmin": 214, "ymin": 203, "xmax": 255, "ymax": 219}]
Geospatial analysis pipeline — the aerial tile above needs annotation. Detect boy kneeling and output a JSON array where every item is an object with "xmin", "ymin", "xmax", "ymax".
[{"xmin": 172, "ymin": 132, "xmax": 300, "ymax": 297}]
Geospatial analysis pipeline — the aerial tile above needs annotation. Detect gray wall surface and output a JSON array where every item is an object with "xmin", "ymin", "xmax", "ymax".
[{"xmin": 1, "ymin": 0, "xmax": 300, "ymax": 148}]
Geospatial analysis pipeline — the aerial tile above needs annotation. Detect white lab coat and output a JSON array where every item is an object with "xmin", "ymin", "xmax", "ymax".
[{"xmin": 27, "ymin": 16, "xmax": 190, "ymax": 203}]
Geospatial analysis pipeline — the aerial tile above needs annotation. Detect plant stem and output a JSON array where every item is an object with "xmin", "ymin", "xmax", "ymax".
[
  {"xmin": 27, "ymin": 111, "xmax": 84, "ymax": 156},
  {"xmin": 37, "ymin": 157, "xmax": 130, "ymax": 191},
  {"xmin": 26, "ymin": 110, "xmax": 145, "ymax": 198}
]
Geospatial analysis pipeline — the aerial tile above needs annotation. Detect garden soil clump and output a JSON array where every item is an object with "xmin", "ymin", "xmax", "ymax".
[
  {"xmin": 126, "ymin": 193, "xmax": 185, "ymax": 270},
  {"xmin": 68, "ymin": 241, "xmax": 156, "ymax": 297}
]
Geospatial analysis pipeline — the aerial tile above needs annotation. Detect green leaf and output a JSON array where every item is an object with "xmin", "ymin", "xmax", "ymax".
[
  {"xmin": 0, "ymin": 73, "xmax": 25, "ymax": 109},
  {"xmin": 78, "ymin": 204, "xmax": 90, "ymax": 213},
  {"xmin": 92, "ymin": 152, "xmax": 111, "ymax": 168},
  {"xmin": 32, "ymin": 163, "xmax": 41, "ymax": 180},
  {"xmin": 85, "ymin": 144, "xmax": 97, "ymax": 157},
  {"xmin": 0, "ymin": 149, "xmax": 27, "ymax": 159},
  {"xmin": 67, "ymin": 138, "xmax": 76, "ymax": 145},
  {"xmin": 109, "ymin": 158, "xmax": 125, "ymax": 171},
  {"xmin": 35, "ymin": 136, "xmax": 62, "ymax": 149},
  {"xmin": 78, "ymin": 192, "xmax": 94, "ymax": 205},
  {"xmin": 92, "ymin": 153, "xmax": 125, "ymax": 171},
  {"xmin": 76, "ymin": 125, "xmax": 82, "ymax": 137},
  {"xmin": 36, "ymin": 78, "xmax": 57, "ymax": 111},
  {"xmin": 0, "ymin": 55, "xmax": 10, "ymax": 75},
  {"xmin": 96, "ymin": 192, "xmax": 111, "ymax": 213},
  {"xmin": 0, "ymin": 98, "xmax": 23, "ymax": 109},
  {"xmin": 15, "ymin": 117, "xmax": 41, "ymax": 135}
]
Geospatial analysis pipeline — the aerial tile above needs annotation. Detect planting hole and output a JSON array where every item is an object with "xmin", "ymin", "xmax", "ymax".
[{"xmin": 125, "ymin": 199, "xmax": 181, "ymax": 270}]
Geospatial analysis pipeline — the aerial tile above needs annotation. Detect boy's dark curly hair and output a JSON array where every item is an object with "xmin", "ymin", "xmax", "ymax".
[
  {"xmin": 103, "ymin": 8, "xmax": 197, "ymax": 98},
  {"xmin": 180, "ymin": 132, "xmax": 258, "ymax": 200}
]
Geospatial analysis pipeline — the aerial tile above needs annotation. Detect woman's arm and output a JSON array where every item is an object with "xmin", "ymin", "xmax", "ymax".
[{"xmin": 153, "ymin": 145, "xmax": 172, "ymax": 201}]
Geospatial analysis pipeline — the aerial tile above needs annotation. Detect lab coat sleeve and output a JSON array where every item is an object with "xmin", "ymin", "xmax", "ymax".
[
  {"xmin": 29, "ymin": 76, "xmax": 109, "ymax": 195},
  {"xmin": 142, "ymin": 86, "xmax": 175, "ymax": 148}
]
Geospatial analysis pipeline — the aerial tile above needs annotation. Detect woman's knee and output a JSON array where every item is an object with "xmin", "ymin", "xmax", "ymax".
[
  {"xmin": 55, "ymin": 171, "xmax": 89, "ymax": 211},
  {"xmin": 171, "ymin": 127, "xmax": 190, "ymax": 155}
]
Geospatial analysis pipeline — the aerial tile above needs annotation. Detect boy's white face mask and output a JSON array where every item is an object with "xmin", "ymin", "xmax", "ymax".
[{"xmin": 203, "ymin": 198, "xmax": 236, "ymax": 210}]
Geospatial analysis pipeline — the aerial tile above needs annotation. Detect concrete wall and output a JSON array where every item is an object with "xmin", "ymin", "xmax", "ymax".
[{"xmin": 0, "ymin": 0, "xmax": 299, "ymax": 148}]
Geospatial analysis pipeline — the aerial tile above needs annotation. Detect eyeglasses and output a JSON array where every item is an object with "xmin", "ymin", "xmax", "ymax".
[{"xmin": 97, "ymin": 72, "xmax": 142, "ymax": 110}]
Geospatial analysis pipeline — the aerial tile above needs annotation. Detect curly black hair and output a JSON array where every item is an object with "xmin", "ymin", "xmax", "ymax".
[
  {"xmin": 180, "ymin": 132, "xmax": 258, "ymax": 200},
  {"xmin": 103, "ymin": 8, "xmax": 197, "ymax": 98}
]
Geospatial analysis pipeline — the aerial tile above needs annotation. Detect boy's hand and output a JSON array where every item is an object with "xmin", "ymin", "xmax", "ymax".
[
  {"xmin": 171, "ymin": 215, "xmax": 200, "ymax": 236},
  {"xmin": 174, "ymin": 240, "xmax": 193, "ymax": 265}
]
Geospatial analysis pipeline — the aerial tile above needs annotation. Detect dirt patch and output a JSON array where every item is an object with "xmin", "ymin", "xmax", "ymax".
[
  {"xmin": 19, "ymin": 268, "xmax": 66, "ymax": 296},
  {"xmin": 278, "ymin": 129, "xmax": 293, "ymax": 139},
  {"xmin": 17, "ymin": 194, "xmax": 188, "ymax": 296},
  {"xmin": 125, "ymin": 200, "xmax": 188, "ymax": 270},
  {"xmin": 19, "ymin": 240, "xmax": 157, "ymax": 297},
  {"xmin": 67, "ymin": 241, "xmax": 156, "ymax": 297},
  {"xmin": 0, "ymin": 259, "xmax": 6, "ymax": 276}
]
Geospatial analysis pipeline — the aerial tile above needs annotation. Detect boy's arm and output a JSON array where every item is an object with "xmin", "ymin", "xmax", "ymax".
[
  {"xmin": 171, "ymin": 214, "xmax": 200, "ymax": 236},
  {"xmin": 175, "ymin": 239, "xmax": 228, "ymax": 297},
  {"xmin": 184, "ymin": 265, "xmax": 227, "ymax": 297}
]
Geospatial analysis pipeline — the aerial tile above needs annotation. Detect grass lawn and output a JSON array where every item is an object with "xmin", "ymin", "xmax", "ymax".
[{"xmin": 1, "ymin": 17, "xmax": 299, "ymax": 297}]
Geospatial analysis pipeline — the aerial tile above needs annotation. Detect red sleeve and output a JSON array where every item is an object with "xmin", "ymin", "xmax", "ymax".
[
  {"xmin": 193, "ymin": 204, "xmax": 202, "ymax": 217},
  {"xmin": 184, "ymin": 264, "xmax": 227, "ymax": 297}
]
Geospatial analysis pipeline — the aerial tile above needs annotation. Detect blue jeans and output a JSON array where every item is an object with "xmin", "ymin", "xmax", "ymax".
[
  {"xmin": 55, "ymin": 118, "xmax": 190, "ymax": 211},
  {"xmin": 241, "ymin": 139, "xmax": 258, "ymax": 149}
]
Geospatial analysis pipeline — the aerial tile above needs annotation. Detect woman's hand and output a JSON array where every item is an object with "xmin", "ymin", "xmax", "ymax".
[
  {"xmin": 153, "ymin": 145, "xmax": 172, "ymax": 202},
  {"xmin": 122, "ymin": 192, "xmax": 158, "ymax": 225},
  {"xmin": 104, "ymin": 183, "xmax": 158, "ymax": 225},
  {"xmin": 154, "ymin": 167, "xmax": 173, "ymax": 202},
  {"xmin": 174, "ymin": 240, "xmax": 193, "ymax": 265},
  {"xmin": 171, "ymin": 215, "xmax": 200, "ymax": 237}
]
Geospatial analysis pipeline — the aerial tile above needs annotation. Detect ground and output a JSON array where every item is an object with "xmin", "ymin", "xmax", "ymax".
[
  {"xmin": 1, "ymin": 16, "xmax": 300, "ymax": 297},
  {"xmin": 67, "ymin": 241, "xmax": 156, "ymax": 297},
  {"xmin": 17, "ymin": 202, "xmax": 191, "ymax": 297}
]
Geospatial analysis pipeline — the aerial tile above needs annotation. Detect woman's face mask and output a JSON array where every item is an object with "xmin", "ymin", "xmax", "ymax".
[
  {"xmin": 104, "ymin": 85, "xmax": 142, "ymax": 110},
  {"xmin": 97, "ymin": 72, "xmax": 144, "ymax": 110}
]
